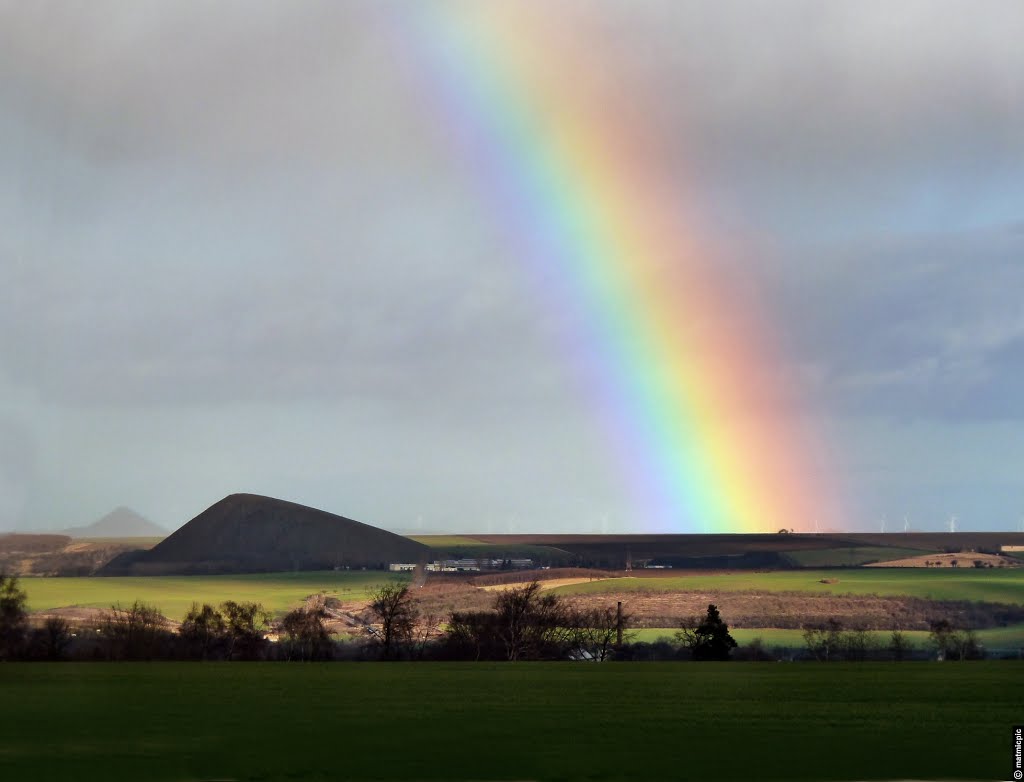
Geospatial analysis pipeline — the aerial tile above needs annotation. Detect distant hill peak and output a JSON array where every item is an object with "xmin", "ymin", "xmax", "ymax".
[{"xmin": 64, "ymin": 507, "xmax": 168, "ymax": 538}]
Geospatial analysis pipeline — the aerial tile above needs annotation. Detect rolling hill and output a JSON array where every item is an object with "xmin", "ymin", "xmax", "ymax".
[{"xmin": 100, "ymin": 493, "xmax": 429, "ymax": 575}]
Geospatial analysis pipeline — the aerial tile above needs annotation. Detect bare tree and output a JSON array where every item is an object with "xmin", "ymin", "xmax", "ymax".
[
  {"xmin": 279, "ymin": 595, "xmax": 332, "ymax": 661},
  {"xmin": 569, "ymin": 605, "xmax": 633, "ymax": 661},
  {"xmin": 443, "ymin": 610, "xmax": 498, "ymax": 660},
  {"xmin": 441, "ymin": 582, "xmax": 589, "ymax": 661},
  {"xmin": 842, "ymin": 626, "xmax": 874, "ymax": 662},
  {"xmin": 180, "ymin": 602, "xmax": 228, "ymax": 660},
  {"xmin": 221, "ymin": 600, "xmax": 271, "ymax": 661},
  {"xmin": 802, "ymin": 618, "xmax": 844, "ymax": 662},
  {"xmin": 491, "ymin": 581, "xmax": 576, "ymax": 661},
  {"xmin": 30, "ymin": 617, "xmax": 73, "ymax": 661},
  {"xmin": 952, "ymin": 628, "xmax": 982, "ymax": 661},
  {"xmin": 410, "ymin": 610, "xmax": 442, "ymax": 660},
  {"xmin": 367, "ymin": 583, "xmax": 418, "ymax": 659},
  {"xmin": 493, "ymin": 581, "xmax": 541, "ymax": 661},
  {"xmin": 888, "ymin": 628, "xmax": 912, "ymax": 661},
  {"xmin": 100, "ymin": 600, "xmax": 167, "ymax": 660},
  {"xmin": 492, "ymin": 581, "xmax": 566, "ymax": 661},
  {"xmin": 928, "ymin": 619, "xmax": 982, "ymax": 661}
]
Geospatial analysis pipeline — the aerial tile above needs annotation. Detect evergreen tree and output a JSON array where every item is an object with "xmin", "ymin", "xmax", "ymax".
[
  {"xmin": 0, "ymin": 574, "xmax": 28, "ymax": 660},
  {"xmin": 677, "ymin": 603, "xmax": 738, "ymax": 661}
]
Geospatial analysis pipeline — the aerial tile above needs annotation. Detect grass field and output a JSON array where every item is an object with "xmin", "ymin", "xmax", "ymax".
[
  {"xmin": 630, "ymin": 623, "xmax": 1024, "ymax": 650},
  {"xmin": 20, "ymin": 571, "xmax": 407, "ymax": 619},
  {"xmin": 20, "ymin": 566, "xmax": 1024, "ymax": 624},
  {"xmin": 0, "ymin": 662, "xmax": 1020, "ymax": 781},
  {"xmin": 554, "ymin": 567, "xmax": 1024, "ymax": 604}
]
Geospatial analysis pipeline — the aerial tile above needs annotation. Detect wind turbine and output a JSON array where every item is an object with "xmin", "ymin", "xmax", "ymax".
[
  {"xmin": 903, "ymin": 516, "xmax": 910, "ymax": 533},
  {"xmin": 880, "ymin": 516, "xmax": 887, "ymax": 534},
  {"xmin": 948, "ymin": 515, "xmax": 957, "ymax": 533}
]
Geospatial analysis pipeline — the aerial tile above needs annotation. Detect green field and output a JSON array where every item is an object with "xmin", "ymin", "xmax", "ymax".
[
  {"xmin": 554, "ymin": 568, "xmax": 1024, "ymax": 604},
  {"xmin": 20, "ymin": 566, "xmax": 1024, "ymax": 625},
  {"xmin": 20, "ymin": 571, "xmax": 406, "ymax": 619},
  {"xmin": 780, "ymin": 546, "xmax": 932, "ymax": 567},
  {"xmin": 0, "ymin": 662, "xmax": 1020, "ymax": 781},
  {"xmin": 631, "ymin": 623, "xmax": 1024, "ymax": 650}
]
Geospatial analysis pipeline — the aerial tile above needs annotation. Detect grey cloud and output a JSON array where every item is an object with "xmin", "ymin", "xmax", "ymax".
[
  {"xmin": 0, "ymin": 230, "xmax": 571, "ymax": 410},
  {"xmin": 0, "ymin": 418, "xmax": 34, "ymax": 530},
  {"xmin": 558, "ymin": 1, "xmax": 1024, "ymax": 234},
  {"xmin": 5, "ymin": 2, "xmax": 1020, "ymax": 187},
  {"xmin": 3, "ymin": 1, "xmax": 1024, "ymax": 530},
  {"xmin": 766, "ymin": 223, "xmax": 1024, "ymax": 419},
  {"xmin": 0, "ymin": 3, "xmax": 404, "ymax": 165}
]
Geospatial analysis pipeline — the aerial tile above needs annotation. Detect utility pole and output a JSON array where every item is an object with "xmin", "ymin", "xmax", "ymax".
[{"xmin": 616, "ymin": 601, "xmax": 623, "ymax": 648}]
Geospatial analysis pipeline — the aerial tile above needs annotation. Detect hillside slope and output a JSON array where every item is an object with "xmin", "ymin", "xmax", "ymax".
[
  {"xmin": 0, "ymin": 533, "xmax": 160, "ymax": 576},
  {"xmin": 100, "ymin": 494, "xmax": 429, "ymax": 575}
]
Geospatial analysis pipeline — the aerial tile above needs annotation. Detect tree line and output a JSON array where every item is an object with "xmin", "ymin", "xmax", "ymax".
[{"xmin": 0, "ymin": 573, "xmax": 995, "ymax": 662}]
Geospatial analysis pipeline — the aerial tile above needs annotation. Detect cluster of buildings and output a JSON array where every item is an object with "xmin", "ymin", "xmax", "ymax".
[{"xmin": 389, "ymin": 558, "xmax": 534, "ymax": 573}]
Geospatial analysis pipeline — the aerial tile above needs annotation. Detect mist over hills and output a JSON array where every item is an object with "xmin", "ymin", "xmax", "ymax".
[
  {"xmin": 63, "ymin": 507, "xmax": 168, "ymax": 538},
  {"xmin": 100, "ymin": 493, "xmax": 429, "ymax": 575}
]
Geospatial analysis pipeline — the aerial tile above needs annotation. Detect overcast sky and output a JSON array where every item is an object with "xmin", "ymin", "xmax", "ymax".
[{"xmin": 2, "ymin": 1, "xmax": 1023, "ymax": 533}]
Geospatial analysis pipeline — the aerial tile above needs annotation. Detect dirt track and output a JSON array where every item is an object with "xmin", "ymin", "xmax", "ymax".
[{"xmin": 479, "ymin": 576, "xmax": 619, "ymax": 592}]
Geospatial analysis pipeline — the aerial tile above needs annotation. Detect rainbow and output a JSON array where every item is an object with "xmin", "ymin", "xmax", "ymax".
[{"xmin": 388, "ymin": 5, "xmax": 840, "ymax": 532}]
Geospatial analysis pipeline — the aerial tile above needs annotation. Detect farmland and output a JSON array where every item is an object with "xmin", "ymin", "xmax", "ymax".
[
  {"xmin": 1, "ymin": 662, "xmax": 1020, "ymax": 781},
  {"xmin": 21, "ymin": 570, "xmax": 406, "ymax": 619},
  {"xmin": 17, "ymin": 567, "xmax": 1024, "ymax": 634},
  {"xmin": 779, "ymin": 545, "xmax": 932, "ymax": 567},
  {"xmin": 630, "ymin": 623, "xmax": 1024, "ymax": 650},
  {"xmin": 15, "ymin": 558, "xmax": 1024, "ymax": 625},
  {"xmin": 552, "ymin": 567, "xmax": 1024, "ymax": 604}
]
